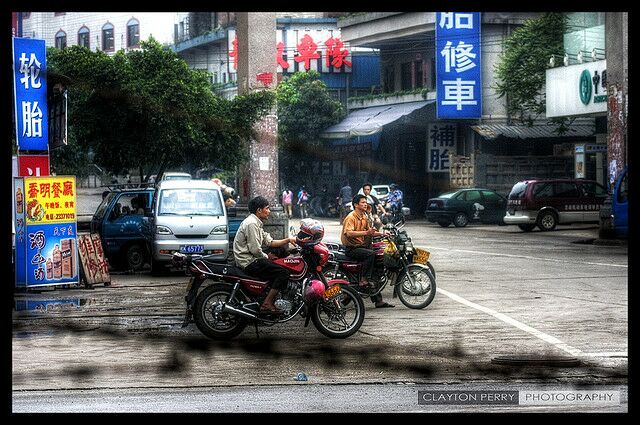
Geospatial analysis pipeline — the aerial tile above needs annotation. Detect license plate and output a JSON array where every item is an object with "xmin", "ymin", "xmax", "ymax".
[
  {"xmin": 413, "ymin": 248, "xmax": 430, "ymax": 265},
  {"xmin": 180, "ymin": 245, "xmax": 204, "ymax": 254},
  {"xmin": 323, "ymin": 284, "xmax": 342, "ymax": 300}
]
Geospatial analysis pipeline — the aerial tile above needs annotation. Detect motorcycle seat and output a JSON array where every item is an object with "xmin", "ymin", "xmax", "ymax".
[
  {"xmin": 332, "ymin": 251, "xmax": 356, "ymax": 262},
  {"xmin": 201, "ymin": 260, "xmax": 268, "ymax": 282}
]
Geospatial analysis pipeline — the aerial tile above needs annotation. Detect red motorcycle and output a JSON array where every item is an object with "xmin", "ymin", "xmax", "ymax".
[
  {"xmin": 323, "ymin": 223, "xmax": 436, "ymax": 309},
  {"xmin": 173, "ymin": 219, "xmax": 365, "ymax": 340}
]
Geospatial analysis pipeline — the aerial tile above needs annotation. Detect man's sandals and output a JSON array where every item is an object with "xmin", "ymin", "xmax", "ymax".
[{"xmin": 259, "ymin": 304, "xmax": 285, "ymax": 315}]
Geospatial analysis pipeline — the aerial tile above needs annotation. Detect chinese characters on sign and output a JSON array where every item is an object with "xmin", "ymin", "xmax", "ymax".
[
  {"xmin": 427, "ymin": 124, "xmax": 457, "ymax": 173},
  {"xmin": 436, "ymin": 12, "xmax": 482, "ymax": 119},
  {"xmin": 228, "ymin": 29, "xmax": 352, "ymax": 74},
  {"xmin": 14, "ymin": 176, "xmax": 78, "ymax": 288},
  {"xmin": 13, "ymin": 38, "xmax": 48, "ymax": 151}
]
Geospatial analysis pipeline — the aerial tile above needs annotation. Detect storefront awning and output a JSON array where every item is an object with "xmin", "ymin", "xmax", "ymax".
[
  {"xmin": 471, "ymin": 123, "xmax": 595, "ymax": 140},
  {"xmin": 321, "ymin": 100, "xmax": 435, "ymax": 139}
]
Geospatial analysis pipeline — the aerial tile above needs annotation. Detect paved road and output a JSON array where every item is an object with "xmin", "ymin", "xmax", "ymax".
[
  {"xmin": 12, "ymin": 383, "xmax": 627, "ymax": 413},
  {"xmin": 12, "ymin": 208, "xmax": 628, "ymax": 413}
]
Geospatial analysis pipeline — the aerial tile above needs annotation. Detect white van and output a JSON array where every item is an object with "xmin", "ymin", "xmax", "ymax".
[{"xmin": 148, "ymin": 179, "xmax": 228, "ymax": 273}]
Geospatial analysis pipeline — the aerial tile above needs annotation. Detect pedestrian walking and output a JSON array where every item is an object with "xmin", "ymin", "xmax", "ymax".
[
  {"xmin": 297, "ymin": 186, "xmax": 309, "ymax": 218},
  {"xmin": 282, "ymin": 188, "xmax": 293, "ymax": 218}
]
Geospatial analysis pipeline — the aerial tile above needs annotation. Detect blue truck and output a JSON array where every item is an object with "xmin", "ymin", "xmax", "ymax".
[
  {"xmin": 599, "ymin": 167, "xmax": 628, "ymax": 238},
  {"xmin": 90, "ymin": 185, "xmax": 244, "ymax": 271}
]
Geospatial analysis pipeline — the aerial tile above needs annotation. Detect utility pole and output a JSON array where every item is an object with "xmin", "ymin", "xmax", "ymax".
[
  {"xmin": 236, "ymin": 12, "xmax": 279, "ymax": 206},
  {"xmin": 605, "ymin": 12, "xmax": 628, "ymax": 191}
]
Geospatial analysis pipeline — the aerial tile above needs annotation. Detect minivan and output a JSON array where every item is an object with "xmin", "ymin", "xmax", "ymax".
[
  {"xmin": 147, "ymin": 179, "xmax": 228, "ymax": 273},
  {"xmin": 504, "ymin": 178, "xmax": 608, "ymax": 231}
]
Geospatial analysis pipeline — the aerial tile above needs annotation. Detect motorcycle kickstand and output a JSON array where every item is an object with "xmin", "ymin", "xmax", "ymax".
[{"xmin": 254, "ymin": 322, "xmax": 260, "ymax": 338}]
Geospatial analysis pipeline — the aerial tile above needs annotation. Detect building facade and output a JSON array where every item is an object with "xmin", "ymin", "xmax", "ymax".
[
  {"xmin": 19, "ymin": 12, "xmax": 176, "ymax": 53},
  {"xmin": 326, "ymin": 12, "xmax": 600, "ymax": 213},
  {"xmin": 546, "ymin": 12, "xmax": 627, "ymax": 191},
  {"xmin": 172, "ymin": 12, "xmax": 380, "ymax": 103}
]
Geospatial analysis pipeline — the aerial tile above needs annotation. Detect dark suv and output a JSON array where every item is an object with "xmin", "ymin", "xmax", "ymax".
[{"xmin": 504, "ymin": 179, "xmax": 608, "ymax": 231}]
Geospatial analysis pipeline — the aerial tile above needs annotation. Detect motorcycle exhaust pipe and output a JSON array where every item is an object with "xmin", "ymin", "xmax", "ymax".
[{"xmin": 221, "ymin": 303, "xmax": 259, "ymax": 320}]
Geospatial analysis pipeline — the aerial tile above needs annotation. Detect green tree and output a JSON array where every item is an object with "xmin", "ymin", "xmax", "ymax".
[
  {"xmin": 47, "ymin": 39, "xmax": 274, "ymax": 181},
  {"xmin": 276, "ymin": 71, "xmax": 344, "ymax": 188},
  {"xmin": 494, "ymin": 13, "xmax": 567, "ymax": 126}
]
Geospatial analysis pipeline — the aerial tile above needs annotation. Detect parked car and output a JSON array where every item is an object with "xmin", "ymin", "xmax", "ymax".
[
  {"xmin": 599, "ymin": 167, "xmax": 628, "ymax": 238},
  {"xmin": 372, "ymin": 184, "xmax": 391, "ymax": 201},
  {"xmin": 90, "ymin": 187, "xmax": 155, "ymax": 270},
  {"xmin": 91, "ymin": 183, "xmax": 243, "ymax": 272},
  {"xmin": 147, "ymin": 179, "xmax": 229, "ymax": 274},
  {"xmin": 504, "ymin": 178, "xmax": 608, "ymax": 231},
  {"xmin": 425, "ymin": 188, "xmax": 507, "ymax": 227}
]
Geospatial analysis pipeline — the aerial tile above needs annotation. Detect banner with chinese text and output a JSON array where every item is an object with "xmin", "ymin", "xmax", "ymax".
[
  {"xmin": 13, "ymin": 38, "xmax": 49, "ymax": 151},
  {"xmin": 14, "ymin": 176, "xmax": 78, "ymax": 288},
  {"xmin": 436, "ymin": 12, "xmax": 482, "ymax": 119},
  {"xmin": 427, "ymin": 123, "xmax": 457, "ymax": 173},
  {"xmin": 228, "ymin": 29, "xmax": 352, "ymax": 74}
]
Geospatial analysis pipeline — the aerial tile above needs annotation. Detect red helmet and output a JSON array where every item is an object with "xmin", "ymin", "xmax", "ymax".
[
  {"xmin": 304, "ymin": 279, "xmax": 325, "ymax": 301},
  {"xmin": 296, "ymin": 218, "xmax": 325, "ymax": 245}
]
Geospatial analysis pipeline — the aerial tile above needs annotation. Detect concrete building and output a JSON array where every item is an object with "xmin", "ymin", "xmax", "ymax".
[
  {"xmin": 326, "ymin": 12, "xmax": 600, "ymax": 213},
  {"xmin": 172, "ymin": 12, "xmax": 380, "ymax": 102},
  {"xmin": 546, "ymin": 12, "xmax": 627, "ymax": 190},
  {"xmin": 19, "ymin": 12, "xmax": 176, "ymax": 53}
]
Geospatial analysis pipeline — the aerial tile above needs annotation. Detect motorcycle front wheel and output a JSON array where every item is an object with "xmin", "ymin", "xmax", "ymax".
[
  {"xmin": 193, "ymin": 283, "xmax": 248, "ymax": 340},
  {"xmin": 310, "ymin": 285, "xmax": 365, "ymax": 338},
  {"xmin": 396, "ymin": 264, "xmax": 436, "ymax": 309}
]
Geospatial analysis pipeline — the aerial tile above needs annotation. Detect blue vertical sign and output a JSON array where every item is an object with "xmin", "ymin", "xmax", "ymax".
[
  {"xmin": 436, "ymin": 12, "xmax": 482, "ymax": 119},
  {"xmin": 13, "ymin": 38, "xmax": 49, "ymax": 151}
]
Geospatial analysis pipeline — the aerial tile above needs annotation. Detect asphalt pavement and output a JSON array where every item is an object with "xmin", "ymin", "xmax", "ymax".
[{"xmin": 12, "ymin": 189, "xmax": 628, "ymax": 413}]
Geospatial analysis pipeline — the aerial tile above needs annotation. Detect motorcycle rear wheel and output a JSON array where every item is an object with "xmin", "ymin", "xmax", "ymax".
[
  {"xmin": 311, "ymin": 285, "xmax": 365, "ymax": 338},
  {"xmin": 193, "ymin": 283, "xmax": 248, "ymax": 340},
  {"xmin": 396, "ymin": 265, "xmax": 436, "ymax": 309}
]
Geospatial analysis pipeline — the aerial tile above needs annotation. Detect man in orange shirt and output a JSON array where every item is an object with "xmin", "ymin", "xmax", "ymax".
[{"xmin": 341, "ymin": 194, "xmax": 394, "ymax": 308}]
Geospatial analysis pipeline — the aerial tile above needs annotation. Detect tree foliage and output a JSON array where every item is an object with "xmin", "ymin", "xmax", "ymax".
[
  {"xmin": 494, "ymin": 13, "xmax": 567, "ymax": 125},
  {"xmin": 47, "ymin": 39, "xmax": 274, "ymax": 180},
  {"xmin": 275, "ymin": 71, "xmax": 345, "ymax": 190},
  {"xmin": 276, "ymin": 71, "xmax": 344, "ymax": 149}
]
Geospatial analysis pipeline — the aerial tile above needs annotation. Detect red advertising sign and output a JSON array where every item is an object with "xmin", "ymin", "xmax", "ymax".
[{"xmin": 18, "ymin": 155, "xmax": 50, "ymax": 177}]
